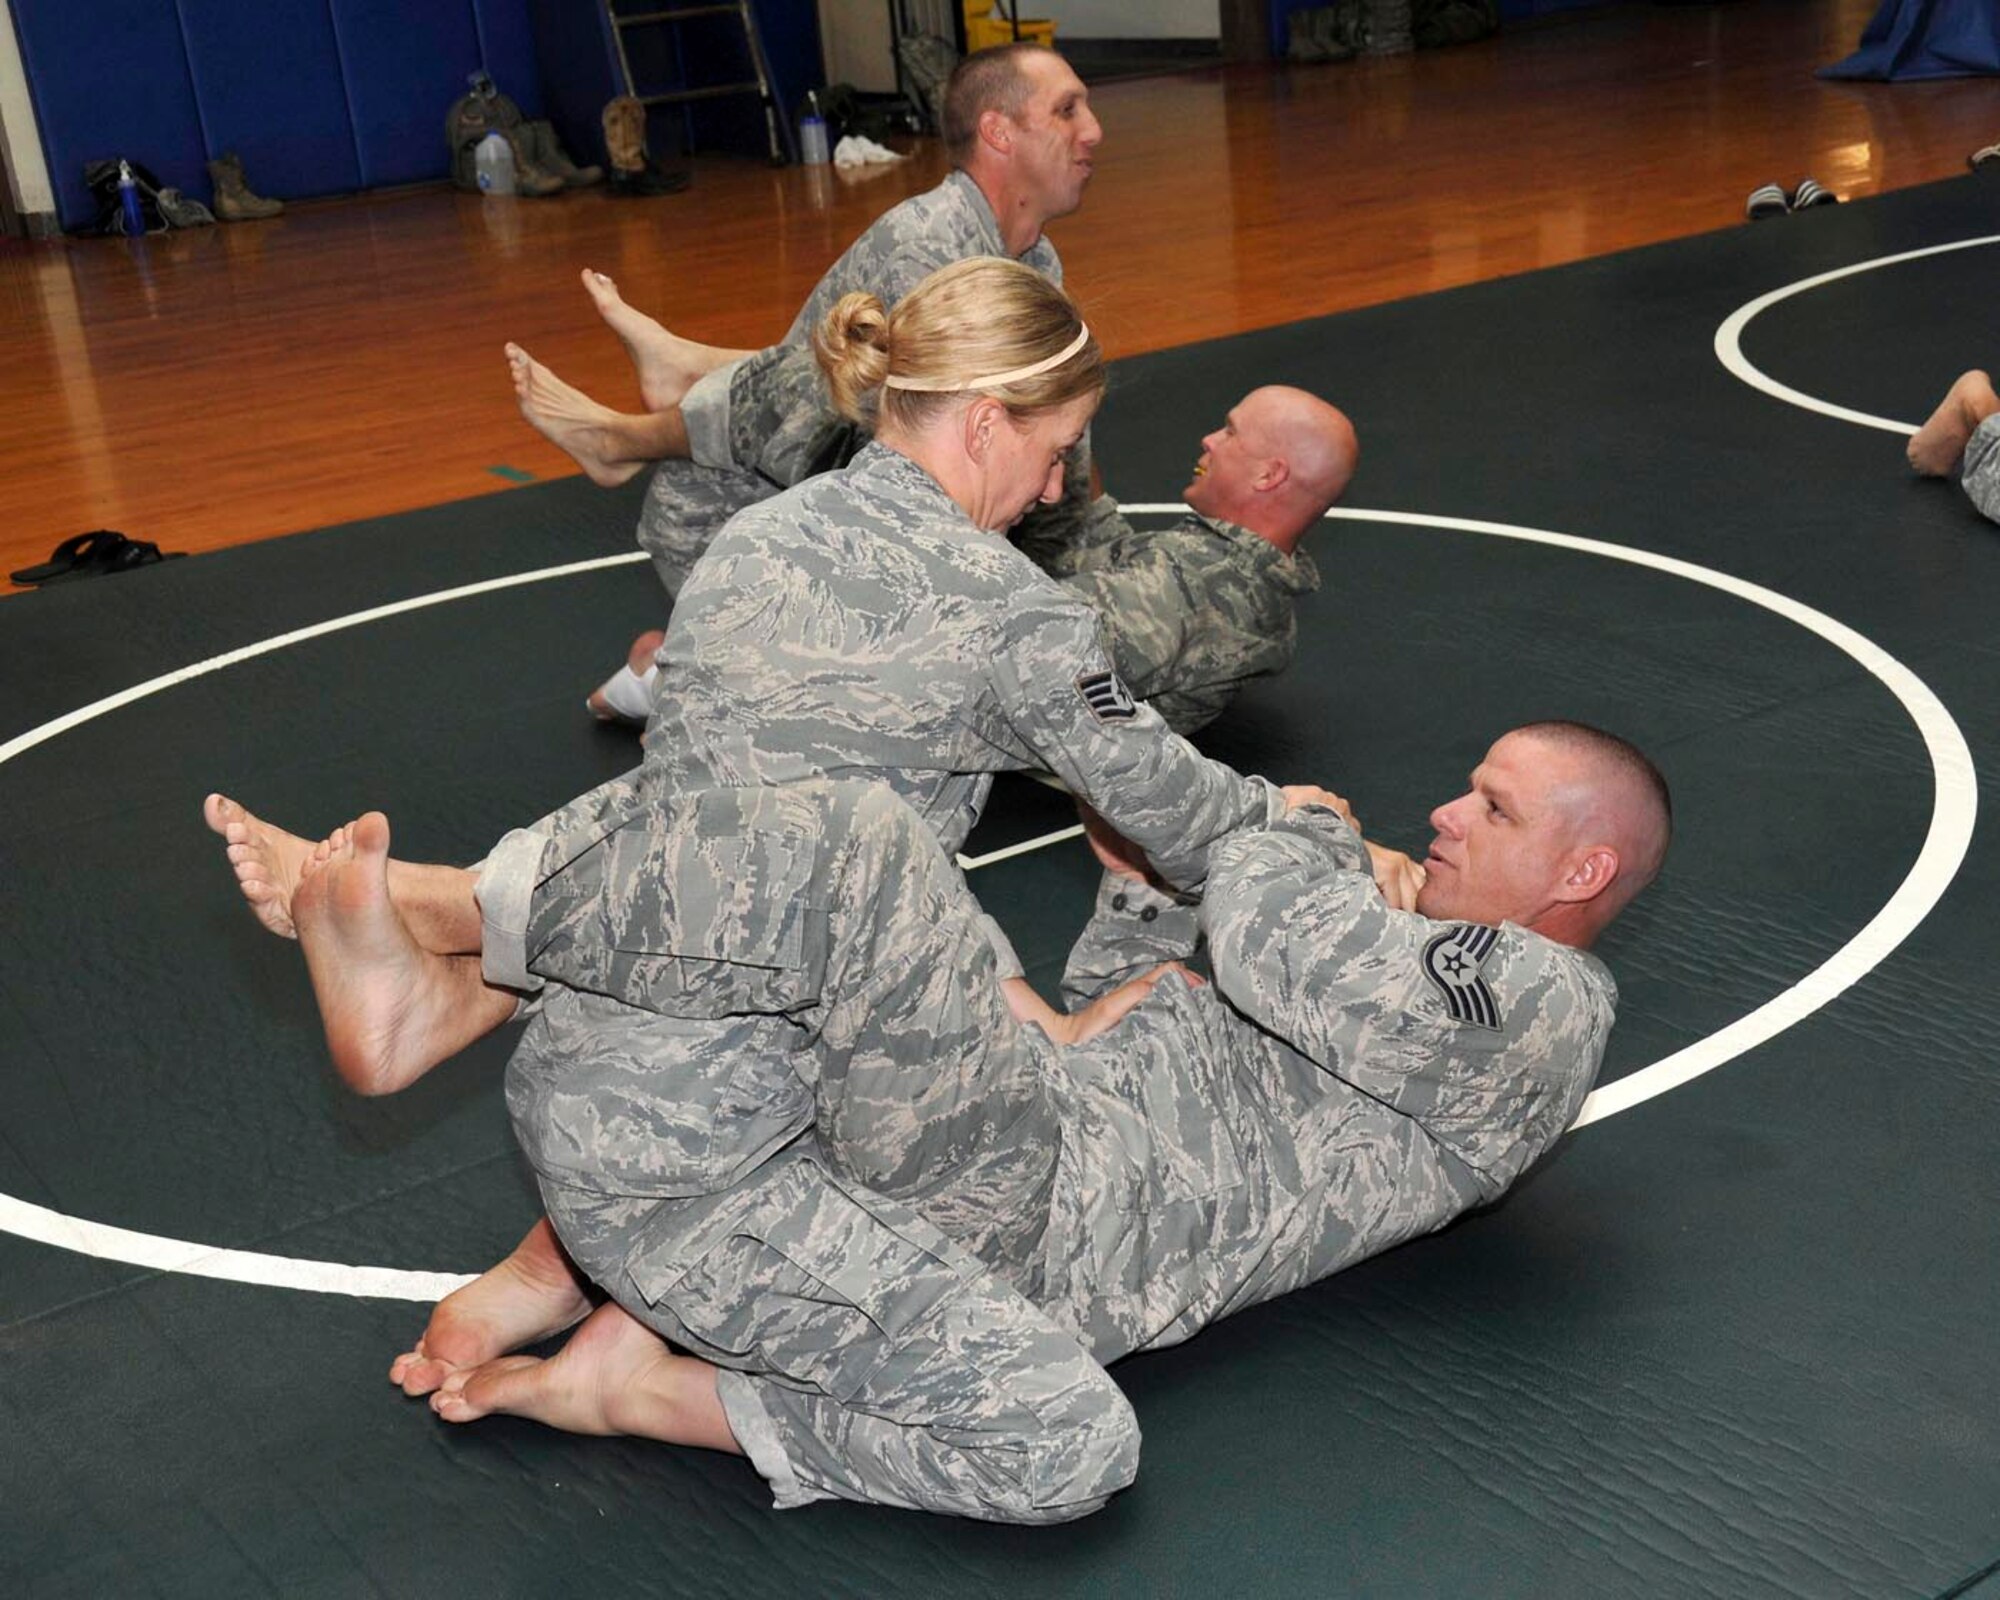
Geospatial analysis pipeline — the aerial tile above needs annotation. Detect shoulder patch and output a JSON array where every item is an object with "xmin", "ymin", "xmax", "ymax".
[
  {"xmin": 1076, "ymin": 669, "xmax": 1138, "ymax": 722},
  {"xmin": 1421, "ymin": 923, "xmax": 1503, "ymax": 1031}
]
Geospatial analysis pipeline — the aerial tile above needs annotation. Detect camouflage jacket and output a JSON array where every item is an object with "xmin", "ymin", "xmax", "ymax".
[
  {"xmin": 1047, "ymin": 497, "xmax": 1322, "ymax": 735},
  {"xmin": 781, "ymin": 170, "xmax": 1062, "ymax": 345},
  {"xmin": 640, "ymin": 441, "xmax": 1281, "ymax": 889}
]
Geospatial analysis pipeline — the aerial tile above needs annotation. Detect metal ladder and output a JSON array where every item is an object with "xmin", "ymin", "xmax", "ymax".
[{"xmin": 604, "ymin": 0, "xmax": 796, "ymax": 165}]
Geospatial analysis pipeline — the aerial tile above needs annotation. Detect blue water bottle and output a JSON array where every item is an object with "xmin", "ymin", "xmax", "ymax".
[{"xmin": 117, "ymin": 161, "xmax": 145, "ymax": 236}]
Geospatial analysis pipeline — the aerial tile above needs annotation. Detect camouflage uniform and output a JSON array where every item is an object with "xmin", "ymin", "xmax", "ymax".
[
  {"xmin": 1040, "ymin": 803, "xmax": 1614, "ymax": 1363},
  {"xmin": 476, "ymin": 441, "xmax": 1282, "ymax": 1520},
  {"xmin": 1961, "ymin": 412, "xmax": 2000, "ymax": 523},
  {"xmin": 1044, "ymin": 494, "xmax": 1322, "ymax": 735},
  {"xmin": 482, "ymin": 774, "xmax": 1612, "ymax": 1517},
  {"xmin": 638, "ymin": 169, "xmax": 1076, "ymax": 595}
]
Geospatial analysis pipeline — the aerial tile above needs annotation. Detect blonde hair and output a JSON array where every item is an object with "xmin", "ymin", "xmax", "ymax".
[{"xmin": 813, "ymin": 256, "xmax": 1103, "ymax": 434}]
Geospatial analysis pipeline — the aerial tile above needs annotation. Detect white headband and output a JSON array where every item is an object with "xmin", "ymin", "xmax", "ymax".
[{"xmin": 881, "ymin": 323, "xmax": 1092, "ymax": 393}]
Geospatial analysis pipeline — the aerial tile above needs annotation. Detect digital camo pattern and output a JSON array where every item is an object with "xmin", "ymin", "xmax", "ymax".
[
  {"xmin": 504, "ymin": 782, "xmax": 1135, "ymax": 1522},
  {"xmin": 780, "ymin": 169, "xmax": 1063, "ymax": 346},
  {"xmin": 1035, "ymin": 805, "xmax": 1616, "ymax": 1363},
  {"xmin": 637, "ymin": 441, "xmax": 1280, "ymax": 884},
  {"xmin": 1962, "ymin": 411, "xmax": 2000, "ymax": 522},
  {"xmin": 636, "ymin": 169, "xmax": 1071, "ymax": 600},
  {"xmin": 1045, "ymin": 498, "xmax": 1322, "ymax": 734}
]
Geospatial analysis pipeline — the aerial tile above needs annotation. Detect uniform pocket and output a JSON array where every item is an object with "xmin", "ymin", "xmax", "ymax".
[{"xmin": 531, "ymin": 787, "xmax": 832, "ymax": 1019}]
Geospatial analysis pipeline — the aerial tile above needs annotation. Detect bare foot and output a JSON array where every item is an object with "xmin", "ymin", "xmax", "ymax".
[
  {"xmin": 203, "ymin": 792, "xmax": 317, "ymax": 939},
  {"xmin": 581, "ymin": 269, "xmax": 716, "ymax": 413},
  {"xmin": 505, "ymin": 342, "xmax": 648, "ymax": 488},
  {"xmin": 432, "ymin": 1301, "xmax": 739, "ymax": 1453},
  {"xmin": 391, "ymin": 1217, "xmax": 593, "ymax": 1396},
  {"xmin": 1909, "ymin": 369, "xmax": 2000, "ymax": 476},
  {"xmin": 291, "ymin": 810, "xmax": 511, "ymax": 1095},
  {"xmin": 586, "ymin": 627, "xmax": 666, "ymax": 723}
]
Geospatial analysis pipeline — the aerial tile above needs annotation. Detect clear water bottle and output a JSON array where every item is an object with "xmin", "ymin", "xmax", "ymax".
[
  {"xmin": 118, "ymin": 160, "xmax": 146, "ymax": 236},
  {"xmin": 799, "ymin": 92, "xmax": 829, "ymax": 166},
  {"xmin": 474, "ymin": 132, "xmax": 517, "ymax": 195}
]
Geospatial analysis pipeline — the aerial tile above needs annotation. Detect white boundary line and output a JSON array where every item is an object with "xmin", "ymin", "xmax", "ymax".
[
  {"xmin": 1713, "ymin": 234, "xmax": 2000, "ymax": 435},
  {"xmin": 0, "ymin": 509, "xmax": 1973, "ymax": 1296}
]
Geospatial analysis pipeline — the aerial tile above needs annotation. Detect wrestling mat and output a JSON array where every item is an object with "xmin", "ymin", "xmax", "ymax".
[{"xmin": 6, "ymin": 174, "xmax": 2000, "ymax": 1598}]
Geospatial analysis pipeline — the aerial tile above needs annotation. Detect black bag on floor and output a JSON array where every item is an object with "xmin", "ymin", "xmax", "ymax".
[{"xmin": 82, "ymin": 158, "xmax": 167, "ymax": 235}]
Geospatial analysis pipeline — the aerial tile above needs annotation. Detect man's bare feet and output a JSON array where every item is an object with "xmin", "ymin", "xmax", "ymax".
[
  {"xmin": 391, "ymin": 1217, "xmax": 594, "ymax": 1396},
  {"xmin": 291, "ymin": 810, "xmax": 514, "ymax": 1095},
  {"xmin": 1909, "ymin": 369, "xmax": 2000, "ymax": 476},
  {"xmin": 581, "ymin": 269, "xmax": 723, "ymax": 414},
  {"xmin": 203, "ymin": 792, "xmax": 320, "ymax": 939},
  {"xmin": 505, "ymin": 342, "xmax": 652, "ymax": 488},
  {"xmin": 432, "ymin": 1301, "xmax": 740, "ymax": 1454},
  {"xmin": 586, "ymin": 627, "xmax": 667, "ymax": 723}
]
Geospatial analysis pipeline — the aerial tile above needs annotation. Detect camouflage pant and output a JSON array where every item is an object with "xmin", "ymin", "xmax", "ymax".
[
  {"xmin": 1964, "ymin": 412, "xmax": 2000, "ymax": 523},
  {"xmin": 486, "ymin": 778, "xmax": 1137, "ymax": 1522},
  {"xmin": 482, "ymin": 781, "xmax": 1574, "ymax": 1517}
]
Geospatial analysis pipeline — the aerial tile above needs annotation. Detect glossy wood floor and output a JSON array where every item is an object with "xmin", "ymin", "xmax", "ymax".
[{"xmin": 4, "ymin": 0, "xmax": 1994, "ymax": 588}]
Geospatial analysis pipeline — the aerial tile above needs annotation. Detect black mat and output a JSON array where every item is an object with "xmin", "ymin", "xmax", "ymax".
[{"xmin": 6, "ymin": 175, "xmax": 2000, "ymax": 1598}]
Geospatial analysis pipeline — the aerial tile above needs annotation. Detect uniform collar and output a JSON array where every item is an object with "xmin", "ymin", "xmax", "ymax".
[{"xmin": 1194, "ymin": 513, "xmax": 1322, "ymax": 595}]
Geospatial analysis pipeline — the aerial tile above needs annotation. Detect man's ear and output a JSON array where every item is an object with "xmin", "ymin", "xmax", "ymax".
[
  {"xmin": 977, "ymin": 107, "xmax": 1013, "ymax": 157},
  {"xmin": 1253, "ymin": 456, "xmax": 1292, "ymax": 495},
  {"xmin": 1556, "ymin": 845, "xmax": 1620, "ymax": 904}
]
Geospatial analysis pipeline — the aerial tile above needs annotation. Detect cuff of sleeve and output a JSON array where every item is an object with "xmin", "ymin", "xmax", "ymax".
[
  {"xmin": 1276, "ymin": 803, "xmax": 1370, "ymax": 870},
  {"xmin": 715, "ymin": 1369, "xmax": 818, "ymax": 1511},
  {"xmin": 474, "ymin": 830, "xmax": 548, "ymax": 995},
  {"xmin": 1098, "ymin": 872, "xmax": 1201, "ymax": 932},
  {"xmin": 682, "ymin": 361, "xmax": 739, "ymax": 469},
  {"xmin": 977, "ymin": 913, "xmax": 1025, "ymax": 981}
]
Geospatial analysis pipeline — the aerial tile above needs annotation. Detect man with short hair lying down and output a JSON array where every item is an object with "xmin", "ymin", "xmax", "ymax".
[
  {"xmin": 205, "ymin": 720, "xmax": 1667, "ymax": 1522},
  {"xmin": 596, "ymin": 383, "xmax": 1359, "ymax": 737}
]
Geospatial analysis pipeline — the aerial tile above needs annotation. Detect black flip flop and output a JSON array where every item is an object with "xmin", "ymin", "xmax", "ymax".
[
  {"xmin": 9, "ymin": 529, "xmax": 129, "ymax": 585},
  {"xmin": 42, "ymin": 536, "xmax": 185, "ymax": 583}
]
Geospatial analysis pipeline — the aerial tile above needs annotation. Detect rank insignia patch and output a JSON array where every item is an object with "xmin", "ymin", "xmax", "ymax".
[
  {"xmin": 1421, "ymin": 923, "xmax": 1502, "ymax": 1030},
  {"xmin": 1076, "ymin": 670, "xmax": 1138, "ymax": 722}
]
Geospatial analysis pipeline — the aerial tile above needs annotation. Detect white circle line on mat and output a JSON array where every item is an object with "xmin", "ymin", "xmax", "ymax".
[
  {"xmin": 0, "ymin": 508, "xmax": 1973, "ymax": 1297},
  {"xmin": 1713, "ymin": 233, "xmax": 2000, "ymax": 435}
]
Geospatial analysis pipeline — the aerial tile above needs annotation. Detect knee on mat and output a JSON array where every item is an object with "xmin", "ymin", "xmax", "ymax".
[{"xmin": 988, "ymin": 1383, "xmax": 1143, "ymax": 1525}]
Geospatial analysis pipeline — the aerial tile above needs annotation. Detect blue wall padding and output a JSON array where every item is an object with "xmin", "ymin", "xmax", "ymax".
[
  {"xmin": 12, "ymin": 0, "xmax": 212, "ymax": 228},
  {"xmin": 474, "ymin": 0, "xmax": 547, "ymax": 117},
  {"xmin": 525, "ymin": 0, "xmax": 620, "ymax": 171},
  {"xmin": 15, "ymin": 0, "xmax": 806, "ymax": 228},
  {"xmin": 178, "ymin": 0, "xmax": 363, "ymax": 200},
  {"xmin": 327, "ymin": 0, "xmax": 488, "ymax": 187}
]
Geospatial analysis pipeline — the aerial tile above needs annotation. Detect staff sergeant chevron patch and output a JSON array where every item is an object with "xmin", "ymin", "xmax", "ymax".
[
  {"xmin": 1421, "ymin": 922, "xmax": 1503, "ymax": 1030},
  {"xmin": 1076, "ymin": 669, "xmax": 1138, "ymax": 722}
]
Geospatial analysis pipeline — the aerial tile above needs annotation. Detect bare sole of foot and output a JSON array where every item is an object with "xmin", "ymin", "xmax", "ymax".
[
  {"xmin": 291, "ymin": 810, "xmax": 490, "ymax": 1095},
  {"xmin": 203, "ymin": 792, "xmax": 319, "ymax": 940},
  {"xmin": 432, "ymin": 1301, "xmax": 727, "ymax": 1451},
  {"xmin": 581, "ymin": 269, "xmax": 709, "ymax": 414},
  {"xmin": 391, "ymin": 1217, "xmax": 594, "ymax": 1396},
  {"xmin": 1909, "ymin": 369, "xmax": 1998, "ymax": 476},
  {"xmin": 505, "ymin": 341, "xmax": 646, "ymax": 488}
]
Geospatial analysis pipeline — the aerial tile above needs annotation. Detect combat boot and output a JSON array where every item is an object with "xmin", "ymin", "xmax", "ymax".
[
  {"xmin": 523, "ymin": 120, "xmax": 602, "ymax": 189},
  {"xmin": 602, "ymin": 96, "xmax": 689, "ymax": 196},
  {"xmin": 207, "ymin": 153, "xmax": 283, "ymax": 221}
]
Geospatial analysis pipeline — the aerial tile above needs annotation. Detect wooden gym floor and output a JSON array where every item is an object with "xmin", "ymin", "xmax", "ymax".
[{"xmin": 1, "ymin": 0, "xmax": 1994, "ymax": 587}]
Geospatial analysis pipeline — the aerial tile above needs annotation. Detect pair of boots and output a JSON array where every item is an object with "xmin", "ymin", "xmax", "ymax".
[
  {"xmin": 510, "ymin": 121, "xmax": 605, "ymax": 197},
  {"xmin": 207, "ymin": 153, "xmax": 281, "ymax": 222},
  {"xmin": 602, "ymin": 97, "xmax": 690, "ymax": 196}
]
